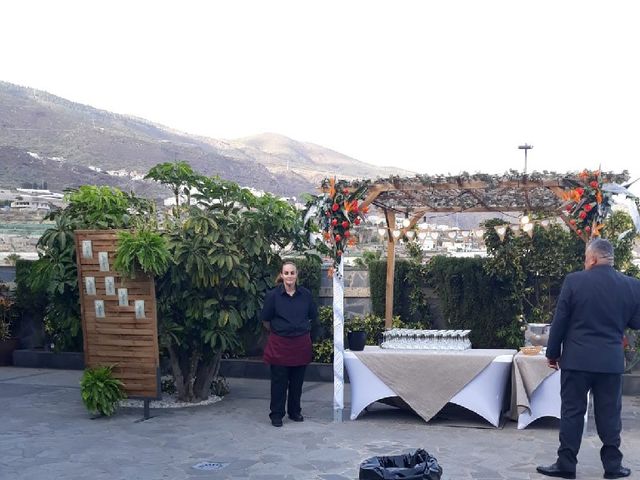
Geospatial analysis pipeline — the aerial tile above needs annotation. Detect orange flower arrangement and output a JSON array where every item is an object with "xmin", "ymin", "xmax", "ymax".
[
  {"xmin": 561, "ymin": 169, "xmax": 609, "ymax": 241},
  {"xmin": 312, "ymin": 177, "xmax": 368, "ymax": 274}
]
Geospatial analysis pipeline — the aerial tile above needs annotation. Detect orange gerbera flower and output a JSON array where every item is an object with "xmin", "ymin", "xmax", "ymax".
[
  {"xmin": 328, "ymin": 177, "xmax": 336, "ymax": 199},
  {"xmin": 343, "ymin": 200, "xmax": 356, "ymax": 213},
  {"xmin": 596, "ymin": 191, "xmax": 603, "ymax": 204},
  {"xmin": 571, "ymin": 190, "xmax": 582, "ymax": 202},
  {"xmin": 592, "ymin": 223, "xmax": 605, "ymax": 237}
]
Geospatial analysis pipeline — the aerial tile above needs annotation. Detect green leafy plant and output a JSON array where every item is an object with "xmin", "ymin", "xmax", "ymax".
[
  {"xmin": 368, "ymin": 259, "xmax": 432, "ymax": 326},
  {"xmin": 148, "ymin": 162, "xmax": 317, "ymax": 401},
  {"xmin": 80, "ymin": 365, "xmax": 127, "ymax": 416},
  {"xmin": 346, "ymin": 316, "xmax": 367, "ymax": 333},
  {"xmin": 114, "ymin": 230, "xmax": 171, "ymax": 278},
  {"xmin": 0, "ymin": 284, "xmax": 17, "ymax": 341},
  {"xmin": 312, "ymin": 339, "xmax": 334, "ymax": 363}
]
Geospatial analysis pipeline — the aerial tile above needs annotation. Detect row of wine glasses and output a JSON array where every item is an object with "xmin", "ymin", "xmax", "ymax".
[{"xmin": 380, "ymin": 329, "xmax": 472, "ymax": 350}]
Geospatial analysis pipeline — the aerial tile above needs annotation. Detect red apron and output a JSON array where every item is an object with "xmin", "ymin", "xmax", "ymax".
[{"xmin": 263, "ymin": 332, "xmax": 312, "ymax": 366}]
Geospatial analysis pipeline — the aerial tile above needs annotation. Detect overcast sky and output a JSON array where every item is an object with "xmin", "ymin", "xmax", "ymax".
[{"xmin": 2, "ymin": 0, "xmax": 640, "ymax": 190}]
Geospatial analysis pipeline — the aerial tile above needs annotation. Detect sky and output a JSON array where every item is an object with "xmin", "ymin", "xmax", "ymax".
[{"xmin": 2, "ymin": 0, "xmax": 640, "ymax": 192}]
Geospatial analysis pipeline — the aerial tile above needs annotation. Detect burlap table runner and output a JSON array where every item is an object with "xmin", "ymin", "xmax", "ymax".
[
  {"xmin": 353, "ymin": 347, "xmax": 515, "ymax": 423},
  {"xmin": 510, "ymin": 351, "xmax": 555, "ymax": 420}
]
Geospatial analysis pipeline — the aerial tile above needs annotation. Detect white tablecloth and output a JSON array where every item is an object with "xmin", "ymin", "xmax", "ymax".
[{"xmin": 344, "ymin": 348, "xmax": 515, "ymax": 427}]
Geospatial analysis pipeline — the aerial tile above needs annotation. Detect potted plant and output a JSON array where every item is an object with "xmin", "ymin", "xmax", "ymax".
[
  {"xmin": 0, "ymin": 284, "xmax": 19, "ymax": 366},
  {"xmin": 114, "ymin": 229, "xmax": 171, "ymax": 279},
  {"xmin": 80, "ymin": 365, "xmax": 127, "ymax": 417},
  {"xmin": 346, "ymin": 316, "xmax": 367, "ymax": 351}
]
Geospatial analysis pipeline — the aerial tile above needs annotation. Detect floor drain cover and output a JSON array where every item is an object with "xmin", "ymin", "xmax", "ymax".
[{"xmin": 192, "ymin": 462, "xmax": 229, "ymax": 471}]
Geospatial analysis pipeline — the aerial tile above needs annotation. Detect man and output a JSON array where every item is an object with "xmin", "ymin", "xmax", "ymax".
[{"xmin": 537, "ymin": 238, "xmax": 640, "ymax": 479}]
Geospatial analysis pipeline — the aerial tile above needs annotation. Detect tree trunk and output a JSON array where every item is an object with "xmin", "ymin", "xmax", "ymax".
[
  {"xmin": 193, "ymin": 351, "xmax": 222, "ymax": 400},
  {"xmin": 169, "ymin": 342, "xmax": 204, "ymax": 402},
  {"xmin": 167, "ymin": 343, "xmax": 188, "ymax": 400}
]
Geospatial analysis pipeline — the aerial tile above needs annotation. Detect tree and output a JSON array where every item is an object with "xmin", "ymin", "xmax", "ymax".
[
  {"xmin": 148, "ymin": 162, "xmax": 315, "ymax": 401},
  {"xmin": 482, "ymin": 211, "xmax": 638, "ymax": 347}
]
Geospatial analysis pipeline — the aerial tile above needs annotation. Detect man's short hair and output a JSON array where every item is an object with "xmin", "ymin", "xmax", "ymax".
[{"xmin": 587, "ymin": 238, "xmax": 615, "ymax": 261}]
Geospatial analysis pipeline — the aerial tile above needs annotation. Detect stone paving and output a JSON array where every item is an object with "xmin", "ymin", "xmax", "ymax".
[{"xmin": 1, "ymin": 366, "xmax": 639, "ymax": 480}]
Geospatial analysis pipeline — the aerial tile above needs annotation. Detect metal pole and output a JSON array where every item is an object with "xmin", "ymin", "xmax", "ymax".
[{"xmin": 518, "ymin": 144, "xmax": 533, "ymax": 174}]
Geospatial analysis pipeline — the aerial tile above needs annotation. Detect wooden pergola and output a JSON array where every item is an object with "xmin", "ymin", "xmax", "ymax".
[{"xmin": 356, "ymin": 171, "xmax": 628, "ymax": 328}]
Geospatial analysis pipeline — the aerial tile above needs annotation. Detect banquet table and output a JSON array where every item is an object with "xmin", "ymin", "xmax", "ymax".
[
  {"xmin": 344, "ymin": 347, "xmax": 517, "ymax": 427},
  {"xmin": 511, "ymin": 351, "xmax": 561, "ymax": 429}
]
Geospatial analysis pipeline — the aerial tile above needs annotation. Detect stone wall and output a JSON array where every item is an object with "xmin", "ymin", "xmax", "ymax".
[{"xmin": 318, "ymin": 266, "xmax": 372, "ymax": 318}]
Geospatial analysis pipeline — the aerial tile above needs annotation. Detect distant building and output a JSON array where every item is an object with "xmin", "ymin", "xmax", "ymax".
[{"xmin": 10, "ymin": 200, "xmax": 51, "ymax": 211}]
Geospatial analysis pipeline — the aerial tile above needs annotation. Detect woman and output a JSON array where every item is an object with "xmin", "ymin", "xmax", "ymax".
[{"xmin": 260, "ymin": 261, "xmax": 317, "ymax": 427}]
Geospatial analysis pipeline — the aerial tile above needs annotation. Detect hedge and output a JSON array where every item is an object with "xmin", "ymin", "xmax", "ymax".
[
  {"xmin": 426, "ymin": 256, "xmax": 518, "ymax": 348},
  {"xmin": 369, "ymin": 259, "xmax": 430, "ymax": 325}
]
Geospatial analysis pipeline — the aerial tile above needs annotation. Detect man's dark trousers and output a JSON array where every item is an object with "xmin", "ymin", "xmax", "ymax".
[
  {"xmin": 269, "ymin": 365, "xmax": 306, "ymax": 421},
  {"xmin": 558, "ymin": 369, "xmax": 623, "ymax": 473}
]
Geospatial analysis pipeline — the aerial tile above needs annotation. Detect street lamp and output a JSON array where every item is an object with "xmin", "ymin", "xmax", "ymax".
[{"xmin": 518, "ymin": 143, "xmax": 533, "ymax": 174}]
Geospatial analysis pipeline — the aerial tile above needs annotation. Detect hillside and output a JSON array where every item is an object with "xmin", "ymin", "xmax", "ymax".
[{"xmin": 0, "ymin": 81, "xmax": 412, "ymax": 198}]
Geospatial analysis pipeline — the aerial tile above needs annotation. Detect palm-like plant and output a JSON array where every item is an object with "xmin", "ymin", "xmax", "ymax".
[{"xmin": 80, "ymin": 365, "xmax": 126, "ymax": 416}]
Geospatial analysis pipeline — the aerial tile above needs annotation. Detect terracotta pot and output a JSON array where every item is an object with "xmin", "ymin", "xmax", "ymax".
[{"xmin": 0, "ymin": 338, "xmax": 19, "ymax": 366}]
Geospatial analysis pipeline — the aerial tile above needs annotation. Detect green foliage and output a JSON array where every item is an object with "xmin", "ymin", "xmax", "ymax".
[
  {"xmin": 368, "ymin": 259, "xmax": 431, "ymax": 326},
  {"xmin": 368, "ymin": 260, "xmax": 388, "ymax": 317},
  {"xmin": 353, "ymin": 250, "xmax": 382, "ymax": 268},
  {"xmin": 427, "ymin": 256, "xmax": 521, "ymax": 349},
  {"xmin": 603, "ymin": 210, "xmax": 637, "ymax": 273},
  {"xmin": 0, "ymin": 283, "xmax": 19, "ymax": 341},
  {"xmin": 482, "ymin": 217, "xmax": 585, "ymax": 346},
  {"xmin": 346, "ymin": 315, "xmax": 367, "ymax": 333},
  {"xmin": 80, "ymin": 365, "xmax": 127, "ymax": 416},
  {"xmin": 24, "ymin": 186, "xmax": 155, "ymax": 352},
  {"xmin": 114, "ymin": 230, "xmax": 171, "ymax": 278},
  {"xmin": 312, "ymin": 339, "xmax": 334, "ymax": 363},
  {"xmin": 150, "ymin": 165, "xmax": 316, "ymax": 401},
  {"xmin": 432, "ymin": 212, "xmax": 637, "ymax": 349}
]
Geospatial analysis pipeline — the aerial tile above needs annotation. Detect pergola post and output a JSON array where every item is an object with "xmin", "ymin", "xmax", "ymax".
[{"xmin": 384, "ymin": 209, "xmax": 395, "ymax": 329}]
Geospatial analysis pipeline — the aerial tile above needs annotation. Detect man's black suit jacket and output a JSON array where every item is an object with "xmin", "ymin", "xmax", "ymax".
[{"xmin": 547, "ymin": 265, "xmax": 640, "ymax": 374}]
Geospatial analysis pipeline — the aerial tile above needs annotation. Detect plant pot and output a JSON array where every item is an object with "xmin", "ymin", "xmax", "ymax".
[
  {"xmin": 0, "ymin": 338, "xmax": 20, "ymax": 366},
  {"xmin": 347, "ymin": 331, "xmax": 367, "ymax": 351}
]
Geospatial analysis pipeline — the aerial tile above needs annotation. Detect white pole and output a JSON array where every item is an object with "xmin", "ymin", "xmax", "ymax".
[{"xmin": 332, "ymin": 260, "xmax": 344, "ymax": 422}]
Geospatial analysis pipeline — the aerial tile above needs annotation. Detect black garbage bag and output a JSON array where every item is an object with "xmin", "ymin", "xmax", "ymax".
[{"xmin": 358, "ymin": 448, "xmax": 442, "ymax": 480}]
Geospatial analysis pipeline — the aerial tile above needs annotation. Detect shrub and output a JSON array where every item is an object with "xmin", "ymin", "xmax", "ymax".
[
  {"xmin": 427, "ymin": 256, "xmax": 518, "ymax": 348},
  {"xmin": 368, "ymin": 259, "xmax": 431, "ymax": 326},
  {"xmin": 114, "ymin": 230, "xmax": 171, "ymax": 279},
  {"xmin": 80, "ymin": 365, "xmax": 126, "ymax": 416},
  {"xmin": 312, "ymin": 339, "xmax": 333, "ymax": 363}
]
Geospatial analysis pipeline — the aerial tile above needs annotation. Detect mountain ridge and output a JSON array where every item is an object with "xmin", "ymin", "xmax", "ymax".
[{"xmin": 0, "ymin": 80, "xmax": 413, "ymax": 199}]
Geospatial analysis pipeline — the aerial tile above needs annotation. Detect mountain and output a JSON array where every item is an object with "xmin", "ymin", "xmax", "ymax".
[{"xmin": 0, "ymin": 81, "xmax": 412, "ymax": 199}]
